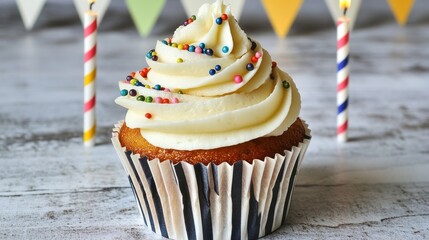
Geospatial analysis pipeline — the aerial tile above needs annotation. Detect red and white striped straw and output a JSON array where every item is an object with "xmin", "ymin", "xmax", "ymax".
[
  {"xmin": 337, "ymin": 17, "xmax": 349, "ymax": 142},
  {"xmin": 83, "ymin": 8, "xmax": 97, "ymax": 147}
]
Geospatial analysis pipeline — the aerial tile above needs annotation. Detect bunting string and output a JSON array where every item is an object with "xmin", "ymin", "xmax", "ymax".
[{"xmin": 15, "ymin": 1, "xmax": 417, "ymax": 38}]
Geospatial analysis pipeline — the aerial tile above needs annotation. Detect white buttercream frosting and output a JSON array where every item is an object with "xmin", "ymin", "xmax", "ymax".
[{"xmin": 115, "ymin": 0, "xmax": 301, "ymax": 150}]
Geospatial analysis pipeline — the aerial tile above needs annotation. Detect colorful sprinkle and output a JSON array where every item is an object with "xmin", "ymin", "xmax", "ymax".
[
  {"xmin": 246, "ymin": 63, "xmax": 254, "ymax": 71},
  {"xmin": 221, "ymin": 14, "xmax": 228, "ymax": 20},
  {"xmin": 139, "ymin": 67, "xmax": 150, "ymax": 78},
  {"xmin": 191, "ymin": 15, "xmax": 196, "ymax": 20},
  {"xmin": 172, "ymin": 97, "xmax": 180, "ymax": 103},
  {"xmin": 222, "ymin": 46, "xmax": 229, "ymax": 53},
  {"xmin": 129, "ymin": 89, "xmax": 137, "ymax": 96},
  {"xmin": 251, "ymin": 41, "xmax": 257, "ymax": 51},
  {"xmin": 162, "ymin": 40, "xmax": 168, "ymax": 45},
  {"xmin": 255, "ymin": 51, "xmax": 262, "ymax": 58},
  {"xmin": 215, "ymin": 17, "xmax": 223, "ymax": 25},
  {"xmin": 171, "ymin": 43, "xmax": 178, "ymax": 48},
  {"xmin": 177, "ymin": 58, "xmax": 184, "ymax": 63},
  {"xmin": 178, "ymin": 44, "xmax": 184, "ymax": 50},
  {"xmin": 195, "ymin": 47, "xmax": 203, "ymax": 54},
  {"xmin": 184, "ymin": 44, "xmax": 189, "ymax": 50},
  {"xmin": 126, "ymin": 75, "xmax": 133, "ymax": 81},
  {"xmin": 205, "ymin": 48, "xmax": 214, "ymax": 56},
  {"xmin": 234, "ymin": 75, "xmax": 243, "ymax": 83},
  {"xmin": 199, "ymin": 43, "xmax": 206, "ymax": 49},
  {"xmin": 120, "ymin": 89, "xmax": 128, "ymax": 96},
  {"xmin": 155, "ymin": 97, "xmax": 163, "ymax": 103},
  {"xmin": 209, "ymin": 69, "xmax": 216, "ymax": 75},
  {"xmin": 145, "ymin": 113, "xmax": 152, "ymax": 119},
  {"xmin": 282, "ymin": 80, "xmax": 290, "ymax": 88},
  {"xmin": 251, "ymin": 56, "xmax": 258, "ymax": 64},
  {"xmin": 215, "ymin": 65, "xmax": 221, "ymax": 71},
  {"xmin": 183, "ymin": 21, "xmax": 188, "ymax": 26},
  {"xmin": 187, "ymin": 19, "xmax": 193, "ymax": 24},
  {"xmin": 130, "ymin": 72, "xmax": 136, "ymax": 78},
  {"xmin": 146, "ymin": 52, "xmax": 152, "ymax": 59},
  {"xmin": 145, "ymin": 96, "xmax": 153, "ymax": 102},
  {"xmin": 145, "ymin": 85, "xmax": 151, "ymax": 89},
  {"xmin": 130, "ymin": 79, "xmax": 138, "ymax": 85},
  {"xmin": 162, "ymin": 98, "xmax": 170, "ymax": 104},
  {"xmin": 151, "ymin": 55, "xmax": 158, "ymax": 61},
  {"xmin": 154, "ymin": 84, "xmax": 161, "ymax": 90},
  {"xmin": 188, "ymin": 45, "xmax": 195, "ymax": 52},
  {"xmin": 137, "ymin": 95, "xmax": 145, "ymax": 101},
  {"xmin": 272, "ymin": 61, "xmax": 277, "ymax": 68}
]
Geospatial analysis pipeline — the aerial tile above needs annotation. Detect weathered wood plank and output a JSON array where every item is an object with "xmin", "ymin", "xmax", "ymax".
[{"xmin": 1, "ymin": 184, "xmax": 428, "ymax": 239}]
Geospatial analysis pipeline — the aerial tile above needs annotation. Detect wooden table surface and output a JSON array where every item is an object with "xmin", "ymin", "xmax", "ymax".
[{"xmin": 1, "ymin": 0, "xmax": 429, "ymax": 239}]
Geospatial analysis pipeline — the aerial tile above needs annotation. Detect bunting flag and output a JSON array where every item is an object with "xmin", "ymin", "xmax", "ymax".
[
  {"xmin": 16, "ymin": 0, "xmax": 46, "ymax": 30},
  {"xmin": 181, "ymin": 0, "xmax": 246, "ymax": 20},
  {"xmin": 74, "ymin": 0, "xmax": 111, "ymax": 26},
  {"xmin": 387, "ymin": 0, "xmax": 415, "ymax": 26},
  {"xmin": 125, "ymin": 0, "xmax": 166, "ymax": 37},
  {"xmin": 261, "ymin": 0, "xmax": 303, "ymax": 38},
  {"xmin": 325, "ymin": 0, "xmax": 361, "ymax": 31}
]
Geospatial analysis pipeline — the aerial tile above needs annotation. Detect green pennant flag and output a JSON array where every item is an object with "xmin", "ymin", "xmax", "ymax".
[{"xmin": 126, "ymin": 0, "xmax": 166, "ymax": 36}]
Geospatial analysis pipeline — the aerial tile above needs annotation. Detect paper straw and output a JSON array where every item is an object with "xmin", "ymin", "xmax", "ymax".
[
  {"xmin": 337, "ymin": 17, "xmax": 349, "ymax": 142},
  {"xmin": 83, "ymin": 8, "xmax": 97, "ymax": 147}
]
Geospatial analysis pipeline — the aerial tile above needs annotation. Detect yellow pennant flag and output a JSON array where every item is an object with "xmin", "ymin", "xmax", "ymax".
[
  {"xmin": 261, "ymin": 0, "xmax": 303, "ymax": 38},
  {"xmin": 387, "ymin": 0, "xmax": 415, "ymax": 26}
]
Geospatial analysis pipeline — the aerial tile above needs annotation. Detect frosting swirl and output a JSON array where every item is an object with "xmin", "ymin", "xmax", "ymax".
[{"xmin": 115, "ymin": 0, "xmax": 301, "ymax": 150}]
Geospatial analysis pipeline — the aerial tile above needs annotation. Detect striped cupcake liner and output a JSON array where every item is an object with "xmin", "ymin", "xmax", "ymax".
[{"xmin": 112, "ymin": 120, "xmax": 311, "ymax": 240}]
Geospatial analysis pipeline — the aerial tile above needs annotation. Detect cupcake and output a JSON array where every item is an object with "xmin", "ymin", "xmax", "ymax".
[{"xmin": 111, "ymin": 0, "xmax": 311, "ymax": 239}]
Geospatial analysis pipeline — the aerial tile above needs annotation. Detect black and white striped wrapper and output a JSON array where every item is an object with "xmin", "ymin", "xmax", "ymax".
[{"xmin": 112, "ymin": 120, "xmax": 311, "ymax": 240}]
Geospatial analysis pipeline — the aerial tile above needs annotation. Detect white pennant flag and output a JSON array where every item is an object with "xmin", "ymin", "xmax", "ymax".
[
  {"xmin": 74, "ymin": 0, "xmax": 111, "ymax": 26},
  {"xmin": 16, "ymin": 0, "xmax": 46, "ymax": 30},
  {"xmin": 325, "ymin": 0, "xmax": 361, "ymax": 30},
  {"xmin": 181, "ymin": 0, "xmax": 246, "ymax": 20}
]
